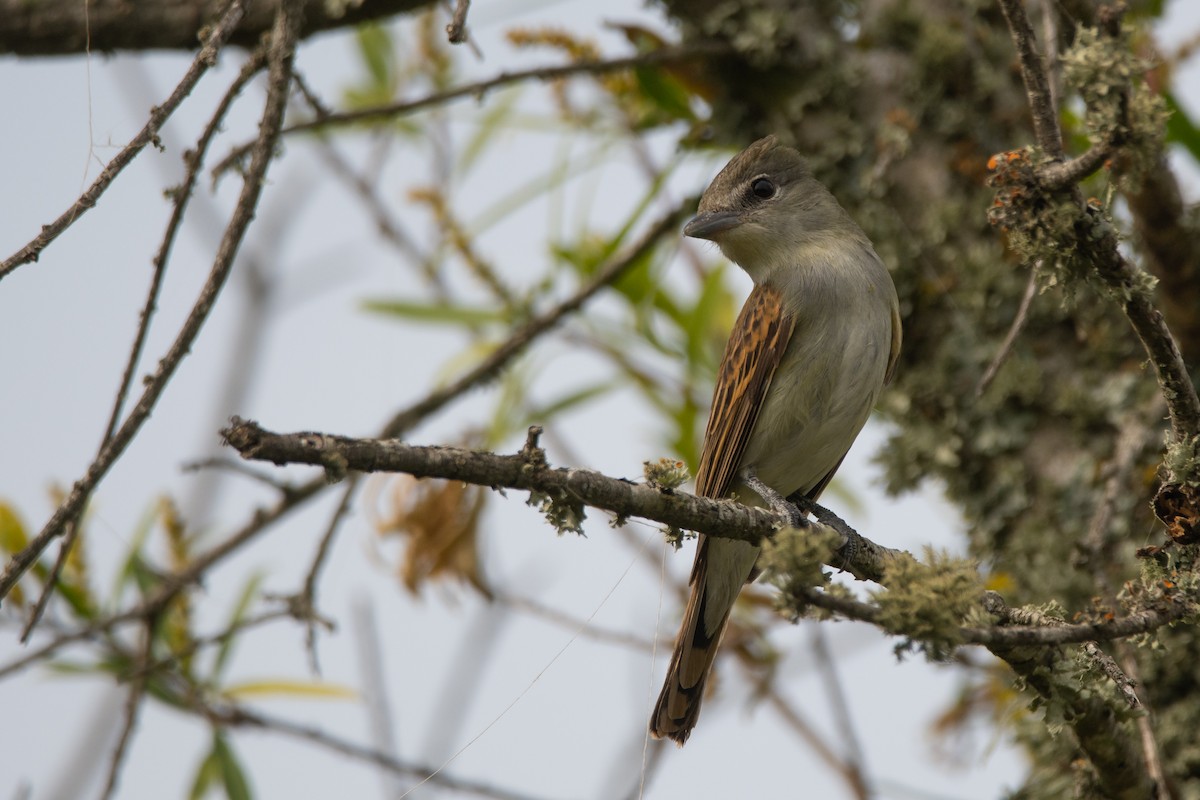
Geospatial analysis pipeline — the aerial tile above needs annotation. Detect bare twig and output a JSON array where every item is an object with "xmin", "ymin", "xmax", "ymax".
[
  {"xmin": 0, "ymin": 0, "xmax": 248, "ymax": 280},
  {"xmin": 810, "ymin": 626, "xmax": 873, "ymax": 799},
  {"xmin": 132, "ymin": 608, "xmax": 292, "ymax": 679},
  {"xmin": 18, "ymin": 47, "xmax": 270, "ymax": 643},
  {"xmin": 350, "ymin": 598, "xmax": 405, "ymax": 798},
  {"xmin": 212, "ymin": 46, "xmax": 725, "ymax": 178},
  {"xmin": 758, "ymin": 676, "xmax": 853, "ymax": 780},
  {"xmin": 182, "ymin": 456, "xmax": 298, "ymax": 492},
  {"xmin": 0, "ymin": 478, "xmax": 324, "ymax": 682},
  {"xmin": 997, "ymin": 0, "xmax": 1064, "ymax": 158},
  {"xmin": 445, "ymin": 0, "xmax": 470, "ymax": 44},
  {"xmin": 97, "ymin": 618, "xmax": 156, "ymax": 800},
  {"xmin": 0, "ymin": 0, "xmax": 302, "ymax": 607},
  {"xmin": 210, "ymin": 702, "xmax": 551, "ymax": 800},
  {"xmin": 1119, "ymin": 643, "xmax": 1174, "ymax": 800},
  {"xmin": 298, "ymin": 480, "xmax": 356, "ymax": 672},
  {"xmin": 976, "ymin": 270, "xmax": 1038, "ymax": 396},
  {"xmin": 1077, "ymin": 419, "xmax": 1174, "ymax": 800}
]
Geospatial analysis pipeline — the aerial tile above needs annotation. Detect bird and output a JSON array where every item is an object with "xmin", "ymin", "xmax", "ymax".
[{"xmin": 649, "ymin": 135, "xmax": 901, "ymax": 745}]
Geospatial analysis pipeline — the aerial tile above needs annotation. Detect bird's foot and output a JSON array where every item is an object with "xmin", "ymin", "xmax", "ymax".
[{"xmin": 743, "ymin": 473, "xmax": 808, "ymax": 529}]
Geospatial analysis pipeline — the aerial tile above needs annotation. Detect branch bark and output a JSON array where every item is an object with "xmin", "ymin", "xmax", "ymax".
[
  {"xmin": 0, "ymin": 0, "xmax": 432, "ymax": 56},
  {"xmin": 221, "ymin": 418, "xmax": 910, "ymax": 583}
]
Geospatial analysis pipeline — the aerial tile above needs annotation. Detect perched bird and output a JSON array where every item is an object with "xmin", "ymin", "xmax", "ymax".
[{"xmin": 650, "ymin": 135, "xmax": 901, "ymax": 745}]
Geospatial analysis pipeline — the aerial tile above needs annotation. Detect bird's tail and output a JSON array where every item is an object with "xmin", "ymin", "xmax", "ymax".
[{"xmin": 649, "ymin": 549, "xmax": 731, "ymax": 745}]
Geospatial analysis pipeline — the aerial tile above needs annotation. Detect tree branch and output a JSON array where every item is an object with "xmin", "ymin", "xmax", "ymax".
[
  {"xmin": 997, "ymin": 0, "xmax": 1064, "ymax": 158},
  {"xmin": 0, "ymin": 0, "xmax": 301, "ymax": 607},
  {"xmin": 0, "ymin": 0, "xmax": 433, "ymax": 57},
  {"xmin": 222, "ymin": 418, "xmax": 909, "ymax": 583},
  {"xmin": 0, "ymin": 0, "xmax": 247, "ymax": 280},
  {"xmin": 211, "ymin": 46, "xmax": 726, "ymax": 179},
  {"xmin": 18, "ymin": 45, "xmax": 270, "ymax": 644}
]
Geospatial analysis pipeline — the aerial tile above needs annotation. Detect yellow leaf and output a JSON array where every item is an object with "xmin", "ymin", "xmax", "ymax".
[
  {"xmin": 220, "ymin": 679, "xmax": 357, "ymax": 701},
  {"xmin": 985, "ymin": 572, "xmax": 1014, "ymax": 592},
  {"xmin": 0, "ymin": 501, "xmax": 29, "ymax": 554}
]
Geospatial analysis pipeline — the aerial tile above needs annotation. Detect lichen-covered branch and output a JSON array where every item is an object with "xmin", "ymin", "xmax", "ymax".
[
  {"xmin": 990, "ymin": 2, "xmax": 1200, "ymax": 471},
  {"xmin": 222, "ymin": 418, "xmax": 909, "ymax": 583}
]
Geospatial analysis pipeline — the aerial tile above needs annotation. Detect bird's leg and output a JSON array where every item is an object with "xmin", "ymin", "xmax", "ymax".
[
  {"xmin": 742, "ymin": 470, "xmax": 808, "ymax": 529},
  {"xmin": 788, "ymin": 492, "xmax": 857, "ymax": 570}
]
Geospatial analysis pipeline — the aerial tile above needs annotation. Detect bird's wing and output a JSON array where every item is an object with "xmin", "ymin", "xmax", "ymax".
[
  {"xmin": 651, "ymin": 283, "xmax": 796, "ymax": 742},
  {"xmin": 688, "ymin": 282, "xmax": 795, "ymax": 588},
  {"xmin": 693, "ymin": 282, "xmax": 796, "ymax": 500},
  {"xmin": 884, "ymin": 301, "xmax": 902, "ymax": 386}
]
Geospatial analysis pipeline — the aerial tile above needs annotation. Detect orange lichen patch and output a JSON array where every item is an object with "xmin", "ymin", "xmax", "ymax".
[{"xmin": 1152, "ymin": 483, "xmax": 1200, "ymax": 545}]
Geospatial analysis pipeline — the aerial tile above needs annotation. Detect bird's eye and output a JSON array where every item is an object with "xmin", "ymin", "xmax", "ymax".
[{"xmin": 750, "ymin": 177, "xmax": 776, "ymax": 200}]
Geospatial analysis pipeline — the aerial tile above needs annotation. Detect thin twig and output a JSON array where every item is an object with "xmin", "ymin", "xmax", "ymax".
[
  {"xmin": 0, "ymin": 0, "xmax": 247, "ymax": 280},
  {"xmin": 1077, "ymin": 419, "xmax": 1174, "ymax": 799},
  {"xmin": 350, "ymin": 598, "xmax": 405, "ymax": 798},
  {"xmin": 182, "ymin": 456, "xmax": 298, "ymax": 493},
  {"xmin": 18, "ymin": 47, "xmax": 270, "ymax": 643},
  {"xmin": 1081, "ymin": 642, "xmax": 1141, "ymax": 709},
  {"xmin": 997, "ymin": 0, "xmax": 1064, "ymax": 158},
  {"xmin": 212, "ymin": 46, "xmax": 725, "ymax": 179},
  {"xmin": 0, "ymin": 0, "xmax": 301, "ymax": 608},
  {"xmin": 131, "ymin": 608, "xmax": 292, "ymax": 679},
  {"xmin": 210, "ymin": 702, "xmax": 551, "ymax": 800},
  {"xmin": 810, "ymin": 626, "xmax": 873, "ymax": 799},
  {"xmin": 757, "ymin": 674, "xmax": 854, "ymax": 780},
  {"xmin": 1118, "ymin": 642, "xmax": 1174, "ymax": 800},
  {"xmin": 976, "ymin": 270, "xmax": 1038, "ymax": 396},
  {"xmin": 445, "ymin": 0, "xmax": 471, "ymax": 44},
  {"xmin": 97, "ymin": 617, "xmax": 156, "ymax": 800},
  {"xmin": 1039, "ymin": 0, "xmax": 1061, "ymax": 112},
  {"xmin": 299, "ymin": 480, "xmax": 357, "ymax": 672},
  {"xmin": 0, "ymin": 479, "xmax": 324, "ymax": 682},
  {"xmin": 994, "ymin": 0, "xmax": 1200, "ymax": 447}
]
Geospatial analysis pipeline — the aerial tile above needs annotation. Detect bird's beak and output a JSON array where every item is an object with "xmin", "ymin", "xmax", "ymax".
[{"xmin": 683, "ymin": 210, "xmax": 742, "ymax": 240}]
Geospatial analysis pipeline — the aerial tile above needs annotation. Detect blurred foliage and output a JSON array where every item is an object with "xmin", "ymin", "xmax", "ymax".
[{"xmin": 0, "ymin": 496, "xmax": 348, "ymax": 800}]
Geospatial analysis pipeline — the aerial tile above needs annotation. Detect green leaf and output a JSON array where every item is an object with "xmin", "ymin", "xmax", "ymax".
[
  {"xmin": 213, "ymin": 731, "xmax": 253, "ymax": 800},
  {"xmin": 355, "ymin": 23, "xmax": 395, "ymax": 92},
  {"xmin": 634, "ymin": 66, "xmax": 695, "ymax": 121},
  {"xmin": 189, "ymin": 745, "xmax": 222, "ymax": 800},
  {"xmin": 1165, "ymin": 91, "xmax": 1200, "ymax": 166},
  {"xmin": 362, "ymin": 299, "xmax": 507, "ymax": 327}
]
